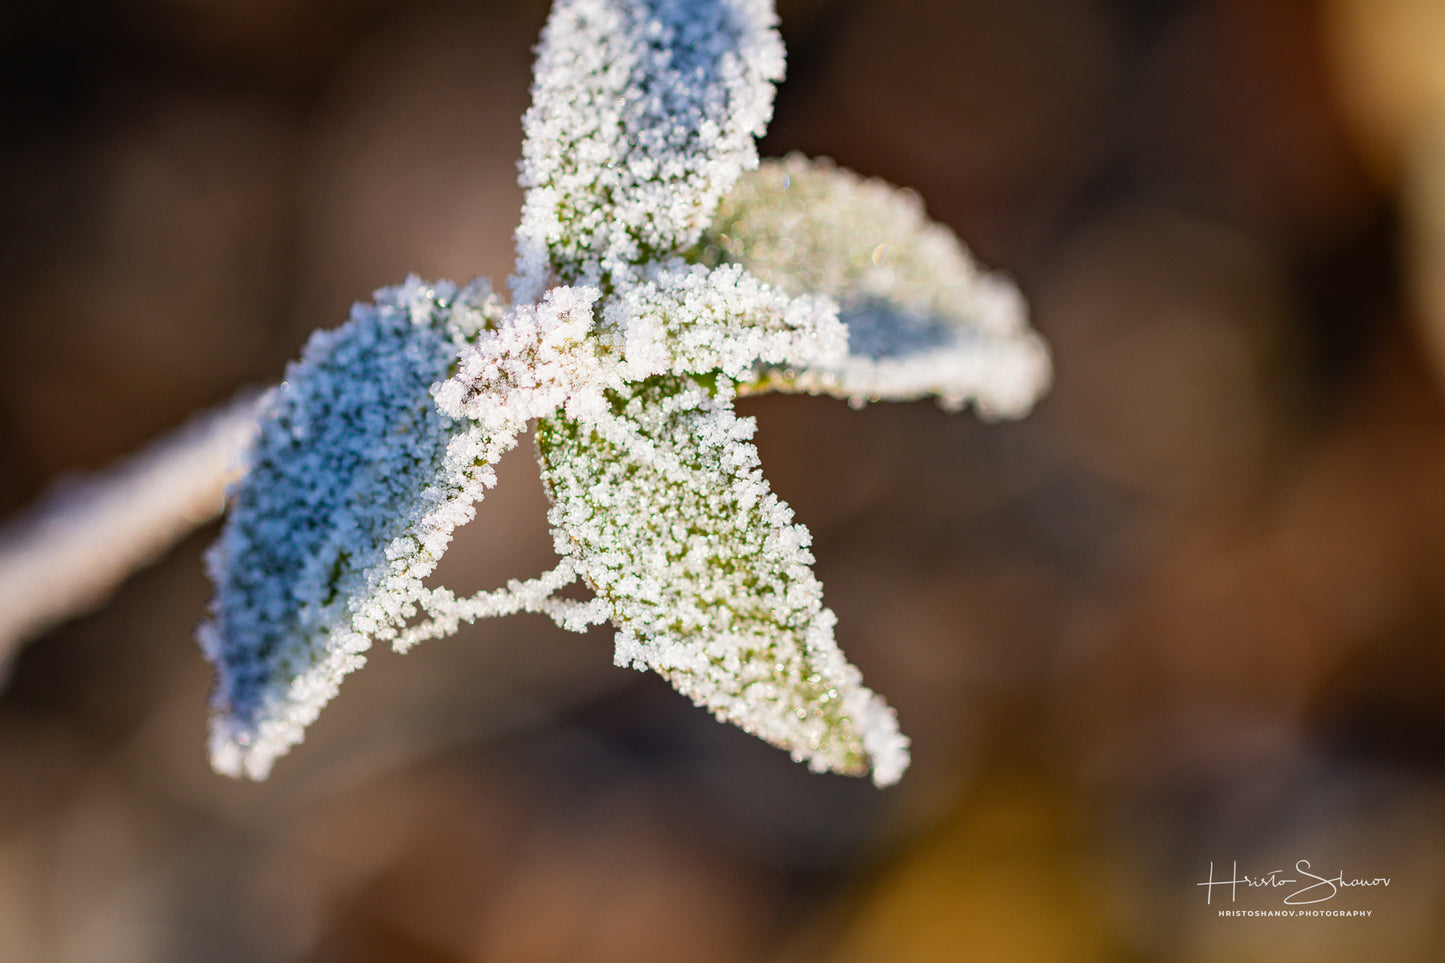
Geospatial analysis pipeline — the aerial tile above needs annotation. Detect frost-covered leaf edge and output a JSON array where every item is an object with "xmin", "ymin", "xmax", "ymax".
[
  {"xmin": 200, "ymin": 276, "xmax": 519, "ymax": 779},
  {"xmin": 700, "ymin": 154, "xmax": 1052, "ymax": 417}
]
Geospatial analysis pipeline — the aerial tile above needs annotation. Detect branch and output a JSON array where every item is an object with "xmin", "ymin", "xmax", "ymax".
[{"xmin": 0, "ymin": 391, "xmax": 261, "ymax": 668}]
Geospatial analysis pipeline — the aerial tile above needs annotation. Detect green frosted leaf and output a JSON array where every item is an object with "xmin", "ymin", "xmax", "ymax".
[
  {"xmin": 701, "ymin": 154, "xmax": 1051, "ymax": 417},
  {"xmin": 535, "ymin": 374, "xmax": 909, "ymax": 785},
  {"xmin": 513, "ymin": 0, "xmax": 784, "ymax": 298}
]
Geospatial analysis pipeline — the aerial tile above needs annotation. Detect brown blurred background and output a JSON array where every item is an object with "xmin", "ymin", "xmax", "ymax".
[{"xmin": 2, "ymin": 0, "xmax": 1443, "ymax": 959}]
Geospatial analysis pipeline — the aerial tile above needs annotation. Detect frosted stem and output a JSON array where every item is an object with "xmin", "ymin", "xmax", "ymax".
[
  {"xmin": 0, "ymin": 392, "xmax": 261, "ymax": 665},
  {"xmin": 395, "ymin": 560, "xmax": 608, "ymax": 651}
]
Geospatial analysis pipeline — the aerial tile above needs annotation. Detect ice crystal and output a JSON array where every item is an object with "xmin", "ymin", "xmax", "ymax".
[
  {"xmin": 201, "ymin": 0, "xmax": 1050, "ymax": 786},
  {"xmin": 604, "ymin": 260, "xmax": 846, "ymax": 382}
]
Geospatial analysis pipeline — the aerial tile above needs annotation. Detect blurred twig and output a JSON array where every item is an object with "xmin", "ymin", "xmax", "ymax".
[{"xmin": 0, "ymin": 391, "xmax": 261, "ymax": 670}]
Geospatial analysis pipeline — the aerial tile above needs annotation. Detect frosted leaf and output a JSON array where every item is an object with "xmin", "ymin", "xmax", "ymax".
[
  {"xmin": 604, "ymin": 259, "xmax": 846, "ymax": 382},
  {"xmin": 200, "ymin": 277, "xmax": 515, "ymax": 779},
  {"xmin": 513, "ymin": 0, "xmax": 784, "ymax": 300},
  {"xmin": 191, "ymin": 0, "xmax": 1057, "ymax": 789},
  {"xmin": 700, "ymin": 154, "xmax": 1051, "ymax": 417},
  {"xmin": 535, "ymin": 375, "xmax": 909, "ymax": 786}
]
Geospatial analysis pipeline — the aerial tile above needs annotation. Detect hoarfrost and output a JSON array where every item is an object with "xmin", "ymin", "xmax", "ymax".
[
  {"xmin": 605, "ymin": 260, "xmax": 846, "ymax": 382},
  {"xmin": 201, "ymin": 277, "xmax": 511, "ymax": 778},
  {"xmin": 536, "ymin": 376, "xmax": 908, "ymax": 785},
  {"xmin": 513, "ymin": 0, "xmax": 783, "ymax": 300},
  {"xmin": 200, "ymin": 0, "xmax": 1049, "ymax": 787},
  {"xmin": 702, "ymin": 154, "xmax": 1051, "ymax": 417}
]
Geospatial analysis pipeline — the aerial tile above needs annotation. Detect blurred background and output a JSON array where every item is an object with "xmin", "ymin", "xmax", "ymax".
[{"xmin": 2, "ymin": 0, "xmax": 1443, "ymax": 959}]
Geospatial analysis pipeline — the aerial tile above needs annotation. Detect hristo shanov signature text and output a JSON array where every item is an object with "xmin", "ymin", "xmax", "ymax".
[{"xmin": 1197, "ymin": 861, "xmax": 1391, "ymax": 906}]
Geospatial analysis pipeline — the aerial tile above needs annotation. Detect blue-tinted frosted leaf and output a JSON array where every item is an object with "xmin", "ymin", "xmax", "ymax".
[
  {"xmin": 513, "ymin": 0, "xmax": 784, "ymax": 299},
  {"xmin": 535, "ymin": 376, "xmax": 909, "ymax": 786},
  {"xmin": 701, "ymin": 155, "xmax": 1051, "ymax": 417},
  {"xmin": 200, "ymin": 277, "xmax": 513, "ymax": 779}
]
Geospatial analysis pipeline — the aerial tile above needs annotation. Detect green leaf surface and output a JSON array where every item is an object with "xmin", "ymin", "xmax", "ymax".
[{"xmin": 535, "ymin": 374, "xmax": 909, "ymax": 785}]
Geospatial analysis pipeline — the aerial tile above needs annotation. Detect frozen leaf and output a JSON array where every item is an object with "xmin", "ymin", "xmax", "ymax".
[
  {"xmin": 535, "ymin": 375, "xmax": 909, "ymax": 786},
  {"xmin": 200, "ymin": 277, "xmax": 513, "ymax": 779},
  {"xmin": 701, "ymin": 154, "xmax": 1051, "ymax": 417},
  {"xmin": 513, "ymin": 0, "xmax": 784, "ymax": 299},
  {"xmin": 194, "ymin": 0, "xmax": 1051, "ymax": 788}
]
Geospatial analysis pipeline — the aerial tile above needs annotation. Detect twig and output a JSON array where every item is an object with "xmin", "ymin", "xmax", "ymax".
[{"xmin": 0, "ymin": 391, "xmax": 262, "ymax": 668}]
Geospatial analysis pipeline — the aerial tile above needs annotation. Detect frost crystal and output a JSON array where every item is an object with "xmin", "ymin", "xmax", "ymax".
[
  {"xmin": 435, "ymin": 285, "xmax": 611, "ymax": 428},
  {"xmin": 605, "ymin": 260, "xmax": 846, "ymax": 382},
  {"xmin": 200, "ymin": 0, "xmax": 1050, "ymax": 786}
]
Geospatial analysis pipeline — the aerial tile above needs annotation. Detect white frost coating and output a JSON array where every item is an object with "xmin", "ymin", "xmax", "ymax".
[
  {"xmin": 704, "ymin": 154, "xmax": 1052, "ymax": 417},
  {"xmin": 435, "ymin": 285, "xmax": 613, "ymax": 428},
  {"xmin": 605, "ymin": 260, "xmax": 846, "ymax": 381},
  {"xmin": 513, "ymin": 0, "xmax": 784, "ymax": 300},
  {"xmin": 197, "ymin": 0, "xmax": 1052, "ymax": 788},
  {"xmin": 536, "ymin": 376, "xmax": 909, "ymax": 785},
  {"xmin": 201, "ymin": 276, "xmax": 519, "ymax": 779}
]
